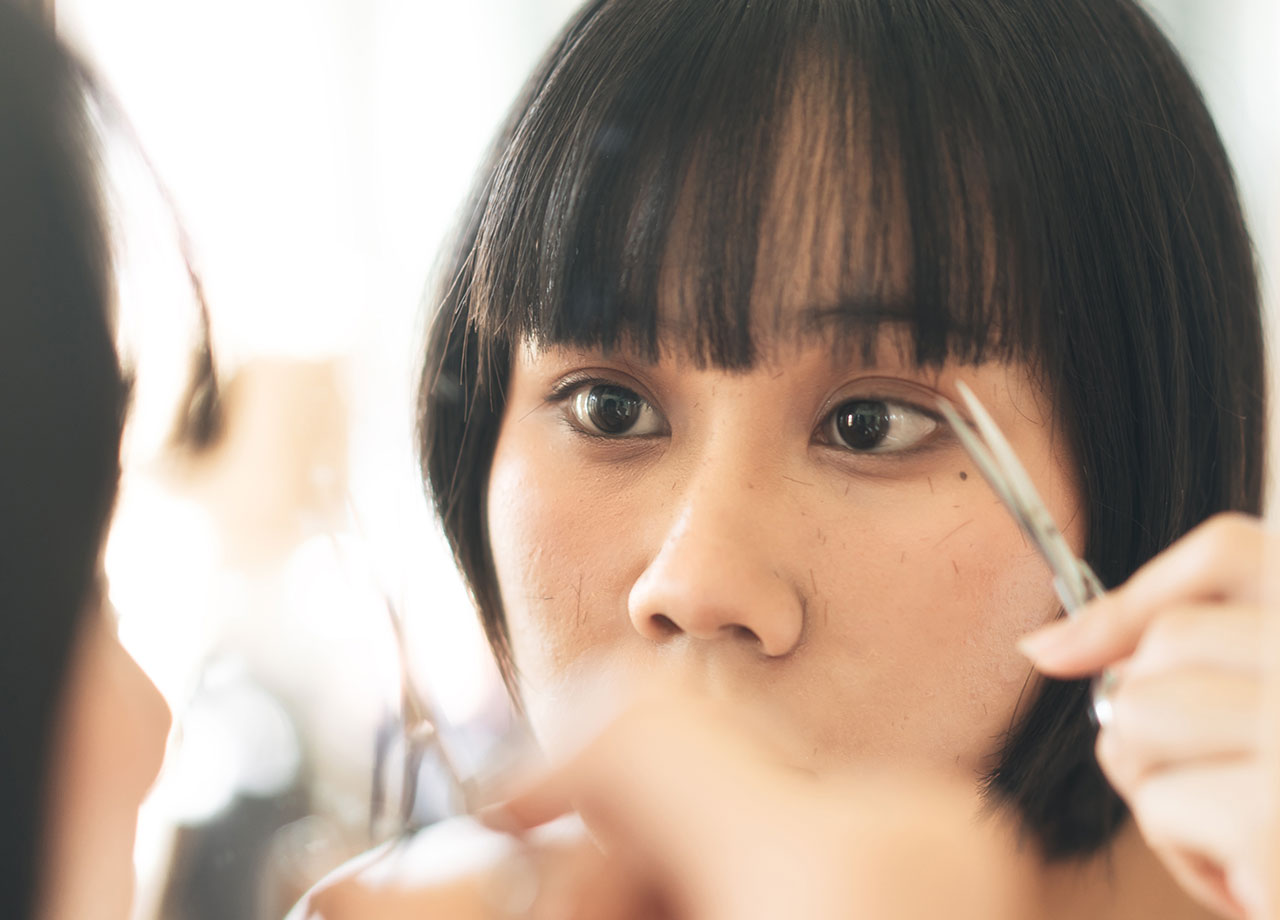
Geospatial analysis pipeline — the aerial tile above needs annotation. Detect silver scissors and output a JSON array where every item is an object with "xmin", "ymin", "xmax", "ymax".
[
  {"xmin": 370, "ymin": 592, "xmax": 474, "ymax": 839},
  {"xmin": 354, "ymin": 529, "xmax": 541, "ymax": 916},
  {"xmin": 322, "ymin": 505, "xmax": 474, "ymax": 839},
  {"xmin": 936, "ymin": 381, "xmax": 1116, "ymax": 727}
]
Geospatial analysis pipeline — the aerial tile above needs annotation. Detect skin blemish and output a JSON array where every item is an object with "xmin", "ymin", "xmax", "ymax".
[
  {"xmin": 952, "ymin": 560, "xmax": 960, "ymax": 575},
  {"xmin": 959, "ymin": 471, "xmax": 968, "ymax": 480}
]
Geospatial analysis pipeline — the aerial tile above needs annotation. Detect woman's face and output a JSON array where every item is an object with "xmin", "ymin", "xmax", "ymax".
[
  {"xmin": 39, "ymin": 584, "xmax": 170, "ymax": 920},
  {"xmin": 486, "ymin": 332, "xmax": 1084, "ymax": 779}
]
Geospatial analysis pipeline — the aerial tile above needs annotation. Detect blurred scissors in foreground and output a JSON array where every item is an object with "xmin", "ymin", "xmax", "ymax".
[
  {"xmin": 371, "ymin": 595, "xmax": 475, "ymax": 838},
  {"xmin": 367, "ymin": 555, "xmax": 541, "ymax": 916},
  {"xmin": 937, "ymin": 381, "xmax": 1117, "ymax": 727}
]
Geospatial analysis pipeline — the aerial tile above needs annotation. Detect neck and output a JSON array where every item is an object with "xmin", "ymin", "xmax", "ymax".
[{"xmin": 1033, "ymin": 820, "xmax": 1220, "ymax": 920}]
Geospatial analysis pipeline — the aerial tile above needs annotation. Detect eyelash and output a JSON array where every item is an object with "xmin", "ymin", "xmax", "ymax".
[
  {"xmin": 546, "ymin": 374, "xmax": 945, "ymax": 456},
  {"xmin": 547, "ymin": 374, "xmax": 620, "ymax": 403}
]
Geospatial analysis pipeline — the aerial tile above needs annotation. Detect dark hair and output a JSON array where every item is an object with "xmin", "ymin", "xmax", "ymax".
[
  {"xmin": 418, "ymin": 0, "xmax": 1266, "ymax": 859},
  {"xmin": 0, "ymin": 7, "xmax": 219, "ymax": 917},
  {"xmin": 0, "ymin": 7, "xmax": 123, "ymax": 917}
]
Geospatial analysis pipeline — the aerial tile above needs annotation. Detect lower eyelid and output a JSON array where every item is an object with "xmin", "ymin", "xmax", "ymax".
[
  {"xmin": 817, "ymin": 436, "xmax": 951, "ymax": 468},
  {"xmin": 558, "ymin": 420, "xmax": 667, "ymax": 453}
]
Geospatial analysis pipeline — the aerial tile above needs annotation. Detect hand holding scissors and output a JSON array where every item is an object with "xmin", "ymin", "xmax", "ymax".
[{"xmin": 945, "ymin": 384, "xmax": 1280, "ymax": 920}]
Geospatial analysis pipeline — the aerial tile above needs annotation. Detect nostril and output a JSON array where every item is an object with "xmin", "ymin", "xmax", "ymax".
[
  {"xmin": 727, "ymin": 624, "xmax": 761, "ymax": 645},
  {"xmin": 651, "ymin": 613, "xmax": 681, "ymax": 635},
  {"xmin": 644, "ymin": 615, "xmax": 764, "ymax": 645}
]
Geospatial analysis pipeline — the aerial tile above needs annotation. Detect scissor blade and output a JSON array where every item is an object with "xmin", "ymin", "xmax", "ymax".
[
  {"xmin": 949, "ymin": 382, "xmax": 1088, "ymax": 604},
  {"xmin": 935, "ymin": 398, "xmax": 1022, "ymax": 512}
]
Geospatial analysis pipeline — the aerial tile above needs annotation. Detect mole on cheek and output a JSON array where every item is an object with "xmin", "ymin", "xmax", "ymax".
[{"xmin": 959, "ymin": 470, "xmax": 968, "ymax": 481}]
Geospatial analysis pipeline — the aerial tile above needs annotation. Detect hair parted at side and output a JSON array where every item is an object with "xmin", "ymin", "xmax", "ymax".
[{"xmin": 418, "ymin": 0, "xmax": 1266, "ymax": 860}]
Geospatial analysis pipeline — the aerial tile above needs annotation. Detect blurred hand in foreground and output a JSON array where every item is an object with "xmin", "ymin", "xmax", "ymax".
[{"xmin": 291, "ymin": 686, "xmax": 1033, "ymax": 919}]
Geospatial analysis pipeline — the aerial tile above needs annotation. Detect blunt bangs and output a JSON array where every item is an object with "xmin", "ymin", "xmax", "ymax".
[{"xmin": 467, "ymin": 0, "xmax": 1052, "ymax": 374}]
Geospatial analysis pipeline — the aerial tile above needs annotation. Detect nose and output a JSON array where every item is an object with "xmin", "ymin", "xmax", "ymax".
[{"xmin": 627, "ymin": 470, "xmax": 805, "ymax": 658}]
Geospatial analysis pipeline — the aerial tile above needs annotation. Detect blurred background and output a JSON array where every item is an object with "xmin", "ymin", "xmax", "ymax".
[{"xmin": 39, "ymin": 0, "xmax": 1280, "ymax": 917}]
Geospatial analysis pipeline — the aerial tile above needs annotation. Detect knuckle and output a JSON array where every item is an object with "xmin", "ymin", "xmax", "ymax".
[
  {"xmin": 1172, "ymin": 513, "xmax": 1259, "ymax": 577},
  {"xmin": 1206, "ymin": 511, "xmax": 1260, "ymax": 547}
]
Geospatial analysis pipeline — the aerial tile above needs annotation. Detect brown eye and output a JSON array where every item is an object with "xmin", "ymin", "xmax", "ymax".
[
  {"xmin": 827, "ymin": 399, "xmax": 938, "ymax": 454},
  {"xmin": 570, "ymin": 384, "xmax": 663, "ymax": 437}
]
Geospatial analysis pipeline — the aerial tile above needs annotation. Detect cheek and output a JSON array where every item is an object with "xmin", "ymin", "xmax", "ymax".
[
  {"xmin": 818, "ymin": 485, "xmax": 1053, "ymax": 637},
  {"xmin": 487, "ymin": 430, "xmax": 640, "ymax": 687},
  {"xmin": 926, "ymin": 531, "xmax": 1056, "ymax": 700},
  {"xmin": 804, "ymin": 492, "xmax": 1058, "ymax": 769}
]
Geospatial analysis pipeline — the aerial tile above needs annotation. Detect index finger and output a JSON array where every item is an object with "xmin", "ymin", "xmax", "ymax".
[
  {"xmin": 1021, "ymin": 513, "xmax": 1269, "ymax": 675},
  {"xmin": 480, "ymin": 771, "xmax": 576, "ymax": 836}
]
